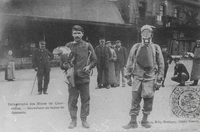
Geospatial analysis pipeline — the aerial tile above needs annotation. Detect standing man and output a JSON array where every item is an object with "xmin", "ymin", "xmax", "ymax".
[
  {"xmin": 32, "ymin": 40, "xmax": 54, "ymax": 95},
  {"xmin": 123, "ymin": 25, "xmax": 164, "ymax": 129},
  {"xmin": 161, "ymin": 45, "xmax": 173, "ymax": 87},
  {"xmin": 189, "ymin": 38, "xmax": 200, "ymax": 86},
  {"xmin": 61, "ymin": 25, "xmax": 97, "ymax": 129},
  {"xmin": 115, "ymin": 40, "xmax": 128, "ymax": 87},
  {"xmin": 95, "ymin": 37, "xmax": 111, "ymax": 89}
]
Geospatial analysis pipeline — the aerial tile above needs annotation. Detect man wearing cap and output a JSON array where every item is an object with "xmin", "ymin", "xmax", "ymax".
[
  {"xmin": 32, "ymin": 40, "xmax": 54, "ymax": 95},
  {"xmin": 95, "ymin": 37, "xmax": 111, "ymax": 89},
  {"xmin": 123, "ymin": 25, "xmax": 164, "ymax": 129},
  {"xmin": 161, "ymin": 45, "xmax": 173, "ymax": 87},
  {"xmin": 114, "ymin": 40, "xmax": 128, "ymax": 87},
  {"xmin": 61, "ymin": 25, "xmax": 97, "ymax": 129},
  {"xmin": 189, "ymin": 38, "xmax": 200, "ymax": 86},
  {"xmin": 171, "ymin": 58, "xmax": 189, "ymax": 86}
]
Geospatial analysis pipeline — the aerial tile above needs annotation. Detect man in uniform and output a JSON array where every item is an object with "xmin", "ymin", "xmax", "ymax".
[
  {"xmin": 61, "ymin": 25, "xmax": 97, "ymax": 129},
  {"xmin": 123, "ymin": 25, "xmax": 164, "ymax": 129},
  {"xmin": 32, "ymin": 40, "xmax": 54, "ymax": 95}
]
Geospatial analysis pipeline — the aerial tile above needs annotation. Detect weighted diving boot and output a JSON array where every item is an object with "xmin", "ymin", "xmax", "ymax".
[
  {"xmin": 122, "ymin": 115, "xmax": 138, "ymax": 129},
  {"xmin": 141, "ymin": 114, "xmax": 151, "ymax": 128},
  {"xmin": 81, "ymin": 118, "xmax": 90, "ymax": 129}
]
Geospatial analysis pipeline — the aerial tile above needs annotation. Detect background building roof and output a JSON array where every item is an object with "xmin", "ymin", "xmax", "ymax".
[{"xmin": 0, "ymin": 0, "xmax": 125, "ymax": 24}]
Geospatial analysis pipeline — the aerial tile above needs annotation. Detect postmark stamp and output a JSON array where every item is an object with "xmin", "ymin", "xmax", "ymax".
[{"xmin": 169, "ymin": 86, "xmax": 200, "ymax": 118}]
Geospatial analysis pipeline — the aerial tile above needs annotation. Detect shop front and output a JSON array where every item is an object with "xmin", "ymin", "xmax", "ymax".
[
  {"xmin": 154, "ymin": 26, "xmax": 200, "ymax": 56},
  {"xmin": 0, "ymin": 0, "xmax": 137, "ymax": 58}
]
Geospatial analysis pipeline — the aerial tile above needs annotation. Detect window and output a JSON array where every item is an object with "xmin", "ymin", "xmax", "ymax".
[
  {"xmin": 159, "ymin": 5, "xmax": 166, "ymax": 16},
  {"xmin": 174, "ymin": 8, "xmax": 179, "ymax": 18},
  {"xmin": 138, "ymin": 1, "xmax": 146, "ymax": 18}
]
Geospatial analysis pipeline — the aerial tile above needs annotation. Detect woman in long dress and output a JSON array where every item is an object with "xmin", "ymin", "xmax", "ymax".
[
  {"xmin": 5, "ymin": 50, "xmax": 15, "ymax": 81},
  {"xmin": 105, "ymin": 41, "xmax": 117, "ymax": 87}
]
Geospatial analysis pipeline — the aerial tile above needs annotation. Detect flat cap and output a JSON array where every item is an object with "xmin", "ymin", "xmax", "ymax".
[
  {"xmin": 116, "ymin": 40, "xmax": 121, "ymax": 43},
  {"xmin": 39, "ymin": 40, "xmax": 46, "ymax": 45},
  {"xmin": 99, "ymin": 36, "xmax": 105, "ymax": 40},
  {"xmin": 162, "ymin": 45, "xmax": 167, "ymax": 48},
  {"xmin": 105, "ymin": 41, "xmax": 111, "ymax": 45},
  {"xmin": 174, "ymin": 57, "xmax": 180, "ymax": 62}
]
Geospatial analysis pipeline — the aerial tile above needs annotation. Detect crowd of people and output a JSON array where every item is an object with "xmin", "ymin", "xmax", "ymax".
[
  {"xmin": 58, "ymin": 24, "xmax": 165, "ymax": 129},
  {"xmin": 95, "ymin": 37, "xmax": 128, "ymax": 89},
  {"xmin": 4, "ymin": 24, "xmax": 200, "ymax": 130}
]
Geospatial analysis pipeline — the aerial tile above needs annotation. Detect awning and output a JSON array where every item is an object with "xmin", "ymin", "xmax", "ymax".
[{"xmin": 0, "ymin": 0, "xmax": 125, "ymax": 24}]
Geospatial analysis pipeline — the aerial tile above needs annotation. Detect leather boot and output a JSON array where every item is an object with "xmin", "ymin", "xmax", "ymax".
[
  {"xmin": 141, "ymin": 114, "xmax": 151, "ymax": 128},
  {"xmin": 81, "ymin": 118, "xmax": 90, "ymax": 128},
  {"xmin": 162, "ymin": 80, "xmax": 165, "ymax": 87},
  {"xmin": 68, "ymin": 120, "xmax": 77, "ymax": 129},
  {"xmin": 122, "ymin": 115, "xmax": 138, "ymax": 129},
  {"xmin": 190, "ymin": 80, "xmax": 198, "ymax": 86}
]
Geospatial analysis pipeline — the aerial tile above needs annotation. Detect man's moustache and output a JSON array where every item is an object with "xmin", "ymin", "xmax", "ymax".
[{"xmin": 75, "ymin": 37, "xmax": 80, "ymax": 39}]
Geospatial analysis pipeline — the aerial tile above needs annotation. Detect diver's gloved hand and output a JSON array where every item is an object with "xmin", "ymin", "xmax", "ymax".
[{"xmin": 125, "ymin": 74, "xmax": 132, "ymax": 86}]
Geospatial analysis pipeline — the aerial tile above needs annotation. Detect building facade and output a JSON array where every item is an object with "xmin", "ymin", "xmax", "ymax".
[
  {"xmin": 0, "ymin": 0, "xmax": 136, "ymax": 58},
  {"xmin": 112, "ymin": 0, "xmax": 200, "ymax": 55},
  {"xmin": 0, "ymin": 0, "xmax": 200, "ymax": 57}
]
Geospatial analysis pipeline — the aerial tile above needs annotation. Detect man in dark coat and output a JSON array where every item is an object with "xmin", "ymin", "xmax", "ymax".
[
  {"xmin": 32, "ymin": 40, "xmax": 54, "ymax": 95},
  {"xmin": 95, "ymin": 37, "xmax": 111, "ymax": 89},
  {"xmin": 171, "ymin": 58, "xmax": 189, "ymax": 86},
  {"xmin": 61, "ymin": 25, "xmax": 97, "ymax": 129},
  {"xmin": 115, "ymin": 40, "xmax": 128, "ymax": 87},
  {"xmin": 189, "ymin": 38, "xmax": 200, "ymax": 86},
  {"xmin": 161, "ymin": 45, "xmax": 173, "ymax": 87}
]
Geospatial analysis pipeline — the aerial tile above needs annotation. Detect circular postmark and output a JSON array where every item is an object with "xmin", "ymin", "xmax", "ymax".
[{"xmin": 169, "ymin": 86, "xmax": 200, "ymax": 118}]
